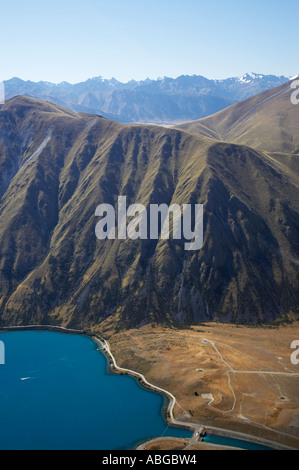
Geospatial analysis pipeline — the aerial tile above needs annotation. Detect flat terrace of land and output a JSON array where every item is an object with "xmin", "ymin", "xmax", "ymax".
[{"xmin": 102, "ymin": 322, "xmax": 299, "ymax": 449}]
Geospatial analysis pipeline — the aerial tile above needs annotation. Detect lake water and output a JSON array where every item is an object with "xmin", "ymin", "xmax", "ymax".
[
  {"xmin": 0, "ymin": 331, "xmax": 192, "ymax": 450},
  {"xmin": 203, "ymin": 434, "xmax": 272, "ymax": 450},
  {"xmin": 0, "ymin": 330, "xmax": 274, "ymax": 450}
]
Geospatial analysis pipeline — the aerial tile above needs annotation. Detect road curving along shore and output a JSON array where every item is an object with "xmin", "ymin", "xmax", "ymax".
[{"xmin": 0, "ymin": 325, "xmax": 294, "ymax": 450}]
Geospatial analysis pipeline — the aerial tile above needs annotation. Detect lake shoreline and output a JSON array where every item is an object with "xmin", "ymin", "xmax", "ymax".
[{"xmin": 0, "ymin": 324, "xmax": 293, "ymax": 450}]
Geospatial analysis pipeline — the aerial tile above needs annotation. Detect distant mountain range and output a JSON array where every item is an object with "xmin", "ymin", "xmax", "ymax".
[
  {"xmin": 3, "ymin": 73, "xmax": 291, "ymax": 125},
  {"xmin": 0, "ymin": 80, "xmax": 298, "ymax": 329}
]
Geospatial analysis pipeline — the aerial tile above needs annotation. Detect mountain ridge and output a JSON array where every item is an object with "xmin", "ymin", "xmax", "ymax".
[
  {"xmin": 2, "ymin": 73, "xmax": 290, "ymax": 125},
  {"xmin": 175, "ymin": 80, "xmax": 299, "ymax": 154},
  {"xmin": 0, "ymin": 94, "xmax": 298, "ymax": 329}
]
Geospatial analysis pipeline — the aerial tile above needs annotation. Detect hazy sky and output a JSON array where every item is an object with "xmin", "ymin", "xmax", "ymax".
[{"xmin": 0, "ymin": 0, "xmax": 297, "ymax": 83}]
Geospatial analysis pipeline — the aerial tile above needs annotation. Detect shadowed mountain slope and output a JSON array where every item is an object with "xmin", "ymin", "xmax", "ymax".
[{"xmin": 0, "ymin": 96, "xmax": 298, "ymax": 329}]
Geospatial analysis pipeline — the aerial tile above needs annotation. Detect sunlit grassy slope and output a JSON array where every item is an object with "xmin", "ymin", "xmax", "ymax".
[{"xmin": 176, "ymin": 81, "xmax": 299, "ymax": 154}]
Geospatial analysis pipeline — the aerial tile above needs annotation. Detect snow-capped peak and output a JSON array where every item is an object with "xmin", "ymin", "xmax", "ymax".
[{"xmin": 238, "ymin": 72, "xmax": 263, "ymax": 84}]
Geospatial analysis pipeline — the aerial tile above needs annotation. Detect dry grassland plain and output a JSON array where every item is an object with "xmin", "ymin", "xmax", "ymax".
[{"xmin": 100, "ymin": 322, "xmax": 299, "ymax": 449}]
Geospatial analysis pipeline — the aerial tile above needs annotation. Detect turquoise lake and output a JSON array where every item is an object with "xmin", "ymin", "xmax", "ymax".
[
  {"xmin": 0, "ymin": 330, "xmax": 274, "ymax": 450},
  {"xmin": 0, "ymin": 330, "xmax": 192, "ymax": 450},
  {"xmin": 202, "ymin": 434, "xmax": 272, "ymax": 450}
]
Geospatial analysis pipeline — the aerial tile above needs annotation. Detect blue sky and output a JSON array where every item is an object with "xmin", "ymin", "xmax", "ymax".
[{"xmin": 0, "ymin": 0, "xmax": 297, "ymax": 83}]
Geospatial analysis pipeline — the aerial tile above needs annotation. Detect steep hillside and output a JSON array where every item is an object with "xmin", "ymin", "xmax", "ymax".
[{"xmin": 0, "ymin": 96, "xmax": 298, "ymax": 329}]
